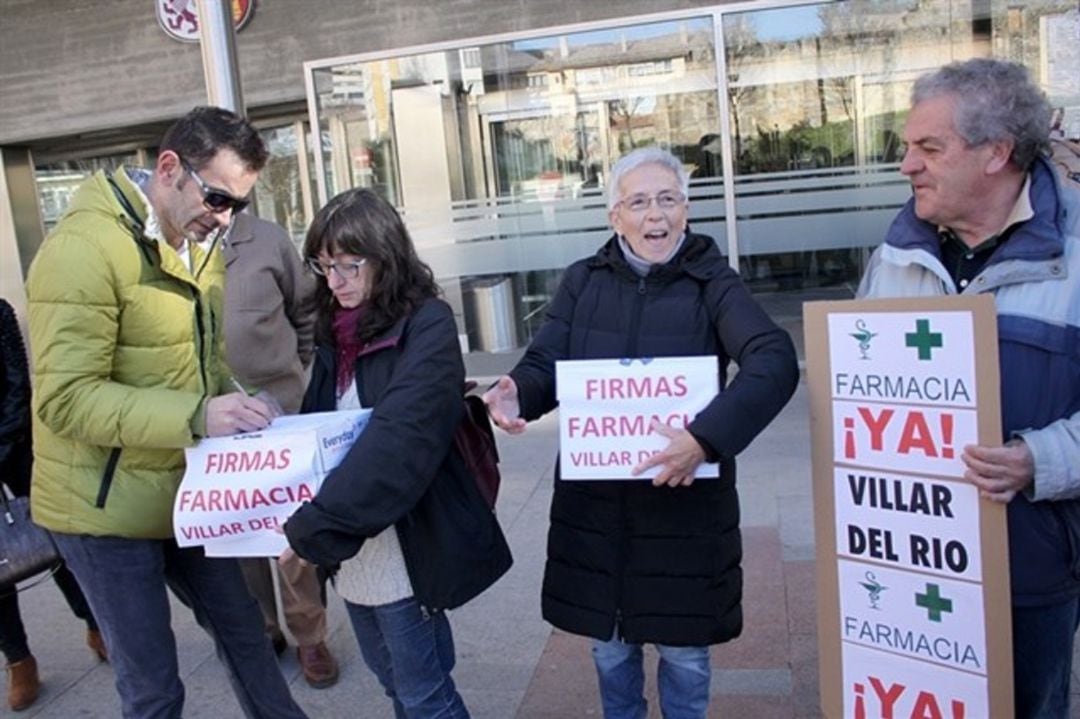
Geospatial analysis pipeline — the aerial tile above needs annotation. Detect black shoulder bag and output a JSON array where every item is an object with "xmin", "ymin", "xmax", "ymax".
[{"xmin": 0, "ymin": 490, "xmax": 61, "ymax": 596}]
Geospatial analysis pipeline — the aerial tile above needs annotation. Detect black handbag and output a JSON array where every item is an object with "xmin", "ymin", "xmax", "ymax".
[{"xmin": 0, "ymin": 491, "xmax": 61, "ymax": 594}]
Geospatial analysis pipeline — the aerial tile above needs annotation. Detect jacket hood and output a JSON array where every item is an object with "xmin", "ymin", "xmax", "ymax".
[{"xmin": 884, "ymin": 155, "xmax": 1065, "ymax": 265}]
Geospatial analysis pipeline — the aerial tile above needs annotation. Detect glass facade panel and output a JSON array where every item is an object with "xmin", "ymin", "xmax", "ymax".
[
  {"xmin": 723, "ymin": 0, "xmax": 1078, "ymax": 304},
  {"xmin": 253, "ymin": 123, "xmax": 313, "ymax": 247},
  {"xmin": 310, "ymin": 17, "xmax": 721, "ymax": 351}
]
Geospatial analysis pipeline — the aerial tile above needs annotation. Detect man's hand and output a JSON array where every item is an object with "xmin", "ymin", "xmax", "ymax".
[
  {"xmin": 632, "ymin": 421, "xmax": 707, "ymax": 487},
  {"xmin": 277, "ymin": 546, "xmax": 310, "ymax": 569},
  {"xmin": 204, "ymin": 392, "xmax": 278, "ymax": 437},
  {"xmin": 253, "ymin": 390, "xmax": 284, "ymax": 418},
  {"xmin": 962, "ymin": 438, "xmax": 1035, "ymax": 503},
  {"xmin": 482, "ymin": 375, "xmax": 527, "ymax": 434}
]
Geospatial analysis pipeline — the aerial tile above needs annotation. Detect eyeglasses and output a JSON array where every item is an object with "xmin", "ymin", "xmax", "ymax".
[
  {"xmin": 306, "ymin": 257, "xmax": 368, "ymax": 279},
  {"xmin": 617, "ymin": 191, "xmax": 686, "ymax": 214},
  {"xmin": 179, "ymin": 157, "xmax": 250, "ymax": 215}
]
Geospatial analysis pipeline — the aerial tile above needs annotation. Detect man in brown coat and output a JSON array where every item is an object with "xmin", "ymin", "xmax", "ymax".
[{"xmin": 223, "ymin": 212, "xmax": 339, "ymax": 688}]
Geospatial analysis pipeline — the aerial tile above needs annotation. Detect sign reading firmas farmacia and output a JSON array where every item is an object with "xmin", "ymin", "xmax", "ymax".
[{"xmin": 804, "ymin": 296, "xmax": 1013, "ymax": 719}]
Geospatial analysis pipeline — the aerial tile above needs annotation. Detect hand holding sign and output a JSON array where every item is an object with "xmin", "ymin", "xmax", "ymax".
[
  {"xmin": 556, "ymin": 357, "xmax": 719, "ymax": 480},
  {"xmin": 962, "ymin": 438, "xmax": 1034, "ymax": 503},
  {"xmin": 205, "ymin": 392, "xmax": 279, "ymax": 436},
  {"xmin": 483, "ymin": 376, "xmax": 527, "ymax": 434},
  {"xmin": 632, "ymin": 420, "xmax": 707, "ymax": 487}
]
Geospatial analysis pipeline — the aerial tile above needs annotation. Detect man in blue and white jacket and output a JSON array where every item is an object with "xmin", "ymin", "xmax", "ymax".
[{"xmin": 859, "ymin": 58, "xmax": 1080, "ymax": 719}]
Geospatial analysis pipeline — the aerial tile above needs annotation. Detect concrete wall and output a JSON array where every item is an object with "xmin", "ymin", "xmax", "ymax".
[{"xmin": 0, "ymin": 0, "xmax": 724, "ymax": 145}]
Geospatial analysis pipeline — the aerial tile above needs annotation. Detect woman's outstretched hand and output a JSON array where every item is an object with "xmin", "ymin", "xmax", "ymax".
[{"xmin": 482, "ymin": 375, "xmax": 527, "ymax": 434}]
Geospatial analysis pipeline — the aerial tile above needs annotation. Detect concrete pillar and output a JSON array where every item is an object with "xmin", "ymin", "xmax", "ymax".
[{"xmin": 0, "ymin": 146, "xmax": 45, "ymax": 322}]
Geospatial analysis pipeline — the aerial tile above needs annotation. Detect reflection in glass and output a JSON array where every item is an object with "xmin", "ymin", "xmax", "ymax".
[
  {"xmin": 36, "ymin": 154, "xmax": 139, "ymax": 233},
  {"xmin": 254, "ymin": 124, "xmax": 311, "ymax": 246},
  {"xmin": 723, "ymin": 0, "xmax": 1077, "ymax": 301},
  {"xmin": 306, "ymin": 0, "xmax": 1076, "ymax": 353},
  {"xmin": 310, "ymin": 17, "xmax": 721, "ymax": 349}
]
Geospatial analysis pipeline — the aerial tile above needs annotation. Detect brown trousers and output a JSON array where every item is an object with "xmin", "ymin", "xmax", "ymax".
[{"xmin": 239, "ymin": 554, "xmax": 326, "ymax": 647}]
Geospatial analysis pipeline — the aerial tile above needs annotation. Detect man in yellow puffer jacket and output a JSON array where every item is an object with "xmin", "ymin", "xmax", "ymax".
[{"xmin": 26, "ymin": 107, "xmax": 308, "ymax": 719}]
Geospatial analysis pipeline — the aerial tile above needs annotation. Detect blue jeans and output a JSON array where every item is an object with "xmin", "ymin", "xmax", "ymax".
[
  {"xmin": 345, "ymin": 597, "xmax": 469, "ymax": 719},
  {"xmin": 591, "ymin": 636, "xmax": 710, "ymax": 719},
  {"xmin": 52, "ymin": 533, "xmax": 307, "ymax": 719},
  {"xmin": 1013, "ymin": 598, "xmax": 1080, "ymax": 719}
]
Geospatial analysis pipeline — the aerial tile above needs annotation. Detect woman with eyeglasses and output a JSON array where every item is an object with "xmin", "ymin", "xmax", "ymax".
[
  {"xmin": 283, "ymin": 188, "xmax": 511, "ymax": 719},
  {"xmin": 483, "ymin": 147, "xmax": 799, "ymax": 718}
]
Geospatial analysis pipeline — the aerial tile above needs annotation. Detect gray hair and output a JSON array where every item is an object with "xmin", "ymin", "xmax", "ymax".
[
  {"xmin": 606, "ymin": 147, "xmax": 691, "ymax": 210},
  {"xmin": 912, "ymin": 58, "xmax": 1051, "ymax": 170}
]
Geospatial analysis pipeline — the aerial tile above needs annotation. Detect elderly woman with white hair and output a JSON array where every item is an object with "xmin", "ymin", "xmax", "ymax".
[{"xmin": 484, "ymin": 146, "xmax": 799, "ymax": 718}]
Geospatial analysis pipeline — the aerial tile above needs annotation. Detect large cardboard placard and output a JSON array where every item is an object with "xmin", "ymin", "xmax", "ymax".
[
  {"xmin": 556, "ymin": 356, "xmax": 719, "ymax": 480},
  {"xmin": 804, "ymin": 296, "xmax": 1012, "ymax": 719},
  {"xmin": 174, "ymin": 410, "xmax": 370, "ymax": 557}
]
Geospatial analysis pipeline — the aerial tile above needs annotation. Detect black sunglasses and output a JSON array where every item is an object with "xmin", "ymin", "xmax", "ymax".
[{"xmin": 179, "ymin": 156, "xmax": 250, "ymax": 214}]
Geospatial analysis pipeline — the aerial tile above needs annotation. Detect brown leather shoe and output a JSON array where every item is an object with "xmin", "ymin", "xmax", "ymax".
[
  {"xmin": 6, "ymin": 655, "xmax": 40, "ymax": 711},
  {"xmin": 297, "ymin": 642, "xmax": 339, "ymax": 689},
  {"xmin": 86, "ymin": 629, "xmax": 108, "ymax": 662}
]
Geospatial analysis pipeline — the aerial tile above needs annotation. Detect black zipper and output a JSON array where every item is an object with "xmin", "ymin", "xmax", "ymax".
[
  {"xmin": 95, "ymin": 447, "xmax": 123, "ymax": 508},
  {"xmin": 192, "ymin": 291, "xmax": 211, "ymax": 396},
  {"xmin": 614, "ymin": 486, "xmax": 628, "ymax": 641},
  {"xmin": 613, "ymin": 276, "xmax": 647, "ymax": 639},
  {"xmin": 624, "ymin": 277, "xmax": 647, "ymax": 357}
]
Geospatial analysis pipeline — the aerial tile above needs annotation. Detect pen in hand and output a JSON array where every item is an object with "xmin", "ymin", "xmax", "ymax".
[
  {"xmin": 230, "ymin": 378, "xmax": 284, "ymax": 419},
  {"xmin": 230, "ymin": 377, "xmax": 253, "ymax": 396}
]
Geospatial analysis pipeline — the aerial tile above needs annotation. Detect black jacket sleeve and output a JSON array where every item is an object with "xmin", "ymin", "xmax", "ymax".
[
  {"xmin": 0, "ymin": 299, "xmax": 31, "ymax": 481},
  {"xmin": 285, "ymin": 300, "xmax": 465, "ymax": 568},
  {"xmin": 509, "ymin": 262, "xmax": 590, "ymax": 421},
  {"xmin": 686, "ymin": 267, "xmax": 799, "ymax": 461}
]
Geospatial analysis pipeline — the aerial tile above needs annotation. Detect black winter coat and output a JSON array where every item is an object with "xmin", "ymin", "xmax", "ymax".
[
  {"xmin": 0, "ymin": 299, "xmax": 32, "ymax": 498},
  {"xmin": 510, "ymin": 232, "xmax": 798, "ymax": 646},
  {"xmin": 284, "ymin": 298, "xmax": 512, "ymax": 611}
]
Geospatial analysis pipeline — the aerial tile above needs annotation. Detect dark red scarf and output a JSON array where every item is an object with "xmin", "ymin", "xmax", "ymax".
[{"xmin": 332, "ymin": 305, "xmax": 365, "ymax": 396}]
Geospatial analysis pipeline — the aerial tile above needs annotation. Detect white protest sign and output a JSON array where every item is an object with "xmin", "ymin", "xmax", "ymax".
[
  {"xmin": 556, "ymin": 356, "xmax": 719, "ymax": 480},
  {"xmin": 174, "ymin": 409, "xmax": 370, "ymax": 557},
  {"xmin": 805, "ymin": 296, "xmax": 1012, "ymax": 719}
]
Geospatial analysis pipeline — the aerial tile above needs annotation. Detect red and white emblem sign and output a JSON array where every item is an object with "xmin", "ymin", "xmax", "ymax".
[{"xmin": 156, "ymin": 0, "xmax": 253, "ymax": 43}]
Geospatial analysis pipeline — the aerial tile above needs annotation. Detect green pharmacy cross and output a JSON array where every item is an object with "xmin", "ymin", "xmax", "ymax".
[
  {"xmin": 905, "ymin": 319, "xmax": 943, "ymax": 360},
  {"xmin": 915, "ymin": 582, "xmax": 953, "ymax": 622}
]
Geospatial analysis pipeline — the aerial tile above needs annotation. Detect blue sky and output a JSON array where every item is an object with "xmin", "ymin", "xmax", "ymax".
[
  {"xmin": 512, "ymin": 6, "xmax": 826, "ymax": 53},
  {"xmin": 752, "ymin": 5, "xmax": 825, "ymax": 41}
]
